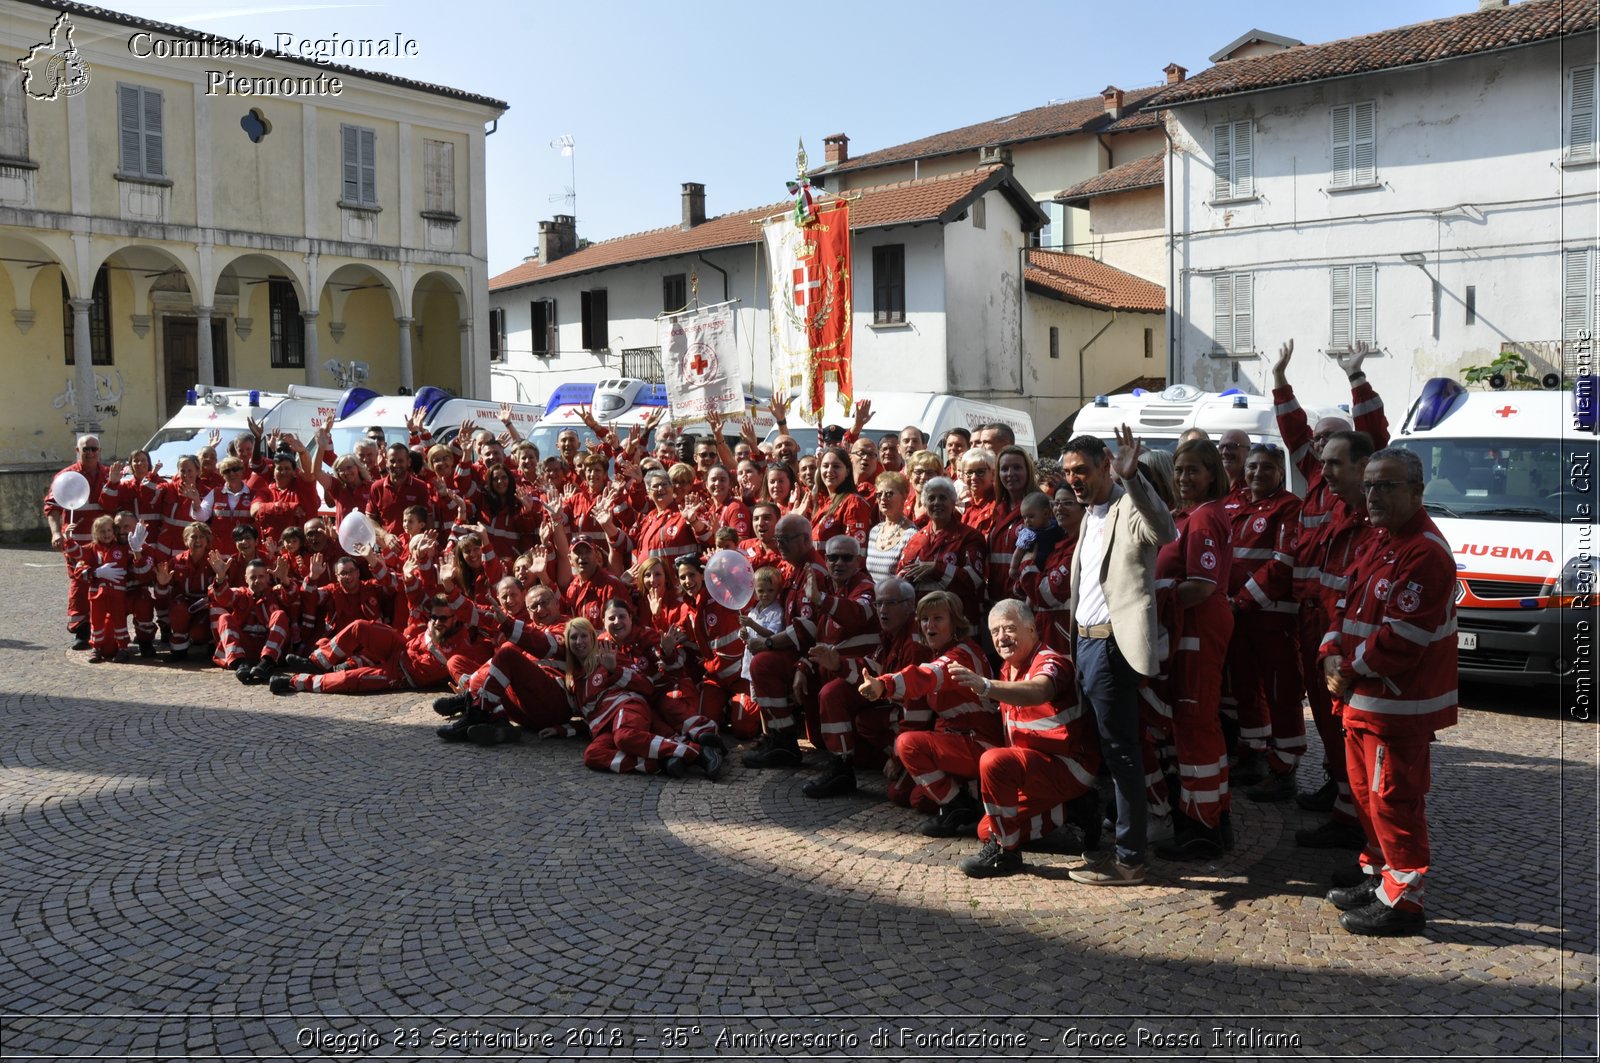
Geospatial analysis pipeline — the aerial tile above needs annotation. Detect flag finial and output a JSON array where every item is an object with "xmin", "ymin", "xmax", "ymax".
[{"xmin": 795, "ymin": 138, "xmax": 808, "ymax": 178}]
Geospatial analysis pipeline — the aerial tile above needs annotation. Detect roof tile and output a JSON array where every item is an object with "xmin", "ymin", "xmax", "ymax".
[
  {"xmin": 1055, "ymin": 152, "xmax": 1165, "ymax": 205},
  {"xmin": 1024, "ymin": 250, "xmax": 1165, "ymax": 313},
  {"xmin": 492, "ymin": 167, "xmax": 1018, "ymax": 291},
  {"xmin": 1146, "ymin": 0, "xmax": 1595, "ymax": 108},
  {"xmin": 814, "ymin": 84, "xmax": 1166, "ymax": 177}
]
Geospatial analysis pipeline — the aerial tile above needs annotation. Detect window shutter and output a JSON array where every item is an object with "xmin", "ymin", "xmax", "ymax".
[
  {"xmin": 141, "ymin": 87, "xmax": 163, "ymax": 177},
  {"xmin": 1565, "ymin": 248, "xmax": 1595, "ymax": 351},
  {"xmin": 1330, "ymin": 265, "xmax": 1352, "ymax": 350},
  {"xmin": 341, "ymin": 125, "xmax": 359, "ymax": 201},
  {"xmin": 1212, "ymin": 274, "xmax": 1234, "ymax": 354},
  {"xmin": 1231, "ymin": 122, "xmax": 1253, "ymax": 198},
  {"xmin": 1212, "ymin": 124, "xmax": 1232, "ymax": 200},
  {"xmin": 119, "ymin": 84, "xmax": 143, "ymax": 174},
  {"xmin": 1353, "ymin": 264, "xmax": 1376, "ymax": 346},
  {"xmin": 0, "ymin": 67, "xmax": 28, "ymax": 159},
  {"xmin": 1233, "ymin": 272, "xmax": 1253, "ymax": 353},
  {"xmin": 424, "ymin": 140, "xmax": 452, "ymax": 213},
  {"xmin": 1330, "ymin": 105, "xmax": 1352, "ymax": 188},
  {"xmin": 1570, "ymin": 66, "xmax": 1597, "ymax": 163},
  {"xmin": 359, "ymin": 128, "xmax": 376, "ymax": 205},
  {"xmin": 1351, "ymin": 102, "xmax": 1376, "ymax": 186},
  {"xmin": 545, "ymin": 298, "xmax": 558, "ymax": 355}
]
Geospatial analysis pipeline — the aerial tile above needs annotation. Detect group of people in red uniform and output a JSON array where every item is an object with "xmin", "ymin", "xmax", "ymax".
[{"xmin": 41, "ymin": 347, "xmax": 1453, "ymax": 935}]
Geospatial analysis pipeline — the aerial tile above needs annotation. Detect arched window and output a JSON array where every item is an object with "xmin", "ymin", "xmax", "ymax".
[{"xmin": 63, "ymin": 268, "xmax": 112, "ymax": 366}]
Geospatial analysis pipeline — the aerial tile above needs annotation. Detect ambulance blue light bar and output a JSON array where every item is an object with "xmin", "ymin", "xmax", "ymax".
[
  {"xmin": 411, "ymin": 386, "xmax": 455, "ymax": 421},
  {"xmin": 336, "ymin": 387, "xmax": 380, "ymax": 421},
  {"xmin": 1411, "ymin": 377, "xmax": 1465, "ymax": 432},
  {"xmin": 546, "ymin": 383, "xmax": 597, "ymax": 409}
]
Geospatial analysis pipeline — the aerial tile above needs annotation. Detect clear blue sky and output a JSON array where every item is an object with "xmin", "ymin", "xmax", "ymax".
[{"xmin": 113, "ymin": 0, "xmax": 1472, "ymax": 275}]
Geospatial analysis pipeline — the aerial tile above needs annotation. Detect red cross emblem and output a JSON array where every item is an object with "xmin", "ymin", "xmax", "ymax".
[
  {"xmin": 792, "ymin": 265, "xmax": 821, "ymax": 308},
  {"xmin": 689, "ymin": 351, "xmax": 708, "ymax": 374},
  {"xmin": 1494, "ymin": 405, "xmax": 1518, "ymax": 418}
]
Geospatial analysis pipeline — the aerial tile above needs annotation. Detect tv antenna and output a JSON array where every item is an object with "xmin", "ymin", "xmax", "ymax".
[{"xmin": 548, "ymin": 134, "xmax": 576, "ymax": 218}]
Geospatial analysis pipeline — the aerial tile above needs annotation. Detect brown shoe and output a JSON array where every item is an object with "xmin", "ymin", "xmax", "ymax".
[{"xmin": 1067, "ymin": 859, "xmax": 1146, "ymax": 886}]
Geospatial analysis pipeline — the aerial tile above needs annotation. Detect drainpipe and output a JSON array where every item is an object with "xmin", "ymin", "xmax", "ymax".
[
  {"xmin": 1078, "ymin": 311, "xmax": 1117, "ymax": 413},
  {"xmin": 695, "ymin": 253, "xmax": 729, "ymax": 302},
  {"xmin": 1162, "ymin": 120, "xmax": 1178, "ymax": 386}
]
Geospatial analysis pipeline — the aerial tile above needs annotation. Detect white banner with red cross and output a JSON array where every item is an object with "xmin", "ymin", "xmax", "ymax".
[{"xmin": 658, "ymin": 300, "xmax": 743, "ymax": 421}]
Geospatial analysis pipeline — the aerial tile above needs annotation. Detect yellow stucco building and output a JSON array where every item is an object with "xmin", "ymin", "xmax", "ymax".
[{"xmin": 0, "ymin": 0, "xmax": 506, "ymax": 493}]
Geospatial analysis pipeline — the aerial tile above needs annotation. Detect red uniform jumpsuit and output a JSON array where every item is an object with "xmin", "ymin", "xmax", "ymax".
[
  {"xmin": 210, "ymin": 582, "xmax": 291, "ymax": 668},
  {"xmin": 815, "ymin": 624, "xmax": 933, "ymax": 778},
  {"xmin": 794, "ymin": 569, "xmax": 880, "ymax": 744},
  {"xmin": 161, "ymin": 548, "xmax": 215, "ymax": 654},
  {"xmin": 301, "ymin": 618, "xmax": 490, "ymax": 694},
  {"xmin": 748, "ymin": 553, "xmax": 829, "ymax": 738},
  {"xmin": 978, "ymin": 646, "xmax": 1102, "ymax": 850},
  {"xmin": 250, "ymin": 476, "xmax": 321, "ymax": 542},
  {"xmin": 1321, "ymin": 509, "xmax": 1457, "ymax": 912},
  {"xmin": 563, "ymin": 570, "xmax": 632, "ymax": 627},
  {"xmin": 895, "ymin": 523, "xmax": 988, "ymax": 633},
  {"xmin": 367, "ymin": 473, "xmax": 436, "ymax": 538},
  {"xmin": 476, "ymin": 622, "xmax": 579, "ymax": 732},
  {"xmin": 320, "ymin": 478, "xmax": 371, "ymax": 528},
  {"xmin": 630, "ymin": 506, "xmax": 704, "ymax": 568},
  {"xmin": 1014, "ymin": 537, "xmax": 1076, "ymax": 655},
  {"xmin": 1308, "ymin": 501, "xmax": 1379, "ymax": 824},
  {"xmin": 63, "ymin": 539, "xmax": 145, "ymax": 657},
  {"xmin": 43, "ymin": 460, "xmax": 110, "ymax": 634},
  {"xmin": 888, "ymin": 640, "xmax": 1002, "ymax": 810},
  {"xmin": 1225, "ymin": 486, "xmax": 1304, "ymax": 767},
  {"xmin": 201, "ymin": 484, "xmax": 255, "ymax": 554},
  {"xmin": 984, "ymin": 500, "xmax": 1025, "ymax": 605},
  {"xmin": 718, "ymin": 500, "xmax": 752, "ymax": 541},
  {"xmin": 1150, "ymin": 500, "xmax": 1234, "ymax": 826},
  {"xmin": 808, "ymin": 492, "xmax": 874, "ymax": 553},
  {"xmin": 1274, "ymin": 376, "xmax": 1388, "ymax": 807},
  {"xmin": 578, "ymin": 652, "xmax": 703, "ymax": 775}
]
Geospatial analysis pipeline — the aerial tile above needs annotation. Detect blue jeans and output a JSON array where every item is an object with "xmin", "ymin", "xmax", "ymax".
[{"xmin": 1076, "ymin": 633, "xmax": 1146, "ymax": 866}]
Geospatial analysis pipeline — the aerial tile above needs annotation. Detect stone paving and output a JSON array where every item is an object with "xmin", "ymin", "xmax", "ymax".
[{"xmin": 0, "ymin": 544, "xmax": 1594, "ymax": 1060}]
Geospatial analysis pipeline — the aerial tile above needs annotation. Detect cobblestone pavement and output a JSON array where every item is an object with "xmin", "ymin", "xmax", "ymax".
[{"xmin": 0, "ymin": 545, "xmax": 1595, "ymax": 1060}]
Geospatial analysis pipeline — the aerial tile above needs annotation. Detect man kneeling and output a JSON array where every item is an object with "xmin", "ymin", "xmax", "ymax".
[{"xmin": 947, "ymin": 600, "xmax": 1103, "ymax": 877}]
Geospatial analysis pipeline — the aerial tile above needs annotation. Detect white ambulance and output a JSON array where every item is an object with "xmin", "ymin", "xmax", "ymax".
[
  {"xmin": 1071, "ymin": 384, "xmax": 1346, "ymax": 495},
  {"xmin": 1393, "ymin": 377, "xmax": 1598, "ymax": 685},
  {"xmin": 762, "ymin": 392, "xmax": 1038, "ymax": 459},
  {"xmin": 532, "ymin": 378, "xmax": 776, "ymax": 459},
  {"xmin": 326, "ymin": 387, "xmax": 542, "ymax": 456},
  {"xmin": 141, "ymin": 384, "xmax": 368, "ymax": 469}
]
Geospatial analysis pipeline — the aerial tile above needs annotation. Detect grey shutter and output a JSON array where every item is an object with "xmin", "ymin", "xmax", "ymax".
[
  {"xmin": 341, "ymin": 125, "xmax": 359, "ymax": 201},
  {"xmin": 1570, "ymin": 66, "xmax": 1597, "ymax": 163},
  {"xmin": 1212, "ymin": 124, "xmax": 1232, "ymax": 200},
  {"xmin": 359, "ymin": 128, "xmax": 376, "ymax": 204},
  {"xmin": 0, "ymin": 67, "xmax": 28, "ymax": 159},
  {"xmin": 1330, "ymin": 105, "xmax": 1352, "ymax": 188},
  {"xmin": 1212, "ymin": 274, "xmax": 1234, "ymax": 354},
  {"xmin": 141, "ymin": 87, "xmax": 164, "ymax": 177},
  {"xmin": 1351, "ymin": 102, "xmax": 1376, "ymax": 186},
  {"xmin": 424, "ymin": 140, "xmax": 453, "ymax": 213},
  {"xmin": 1353, "ymin": 264, "xmax": 1376, "ymax": 347},
  {"xmin": 545, "ymin": 298, "xmax": 558, "ymax": 356},
  {"xmin": 118, "ymin": 84, "xmax": 142, "ymax": 174},
  {"xmin": 1565, "ymin": 249, "xmax": 1594, "ymax": 356},
  {"xmin": 1330, "ymin": 266, "xmax": 1352, "ymax": 350},
  {"xmin": 1233, "ymin": 272, "xmax": 1253, "ymax": 353},
  {"xmin": 1231, "ymin": 122, "xmax": 1253, "ymax": 198}
]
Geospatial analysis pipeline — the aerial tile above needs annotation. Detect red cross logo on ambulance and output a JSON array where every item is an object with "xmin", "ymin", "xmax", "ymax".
[
  {"xmin": 1374, "ymin": 577, "xmax": 1392, "ymax": 601},
  {"xmin": 1396, "ymin": 584, "xmax": 1422, "ymax": 613}
]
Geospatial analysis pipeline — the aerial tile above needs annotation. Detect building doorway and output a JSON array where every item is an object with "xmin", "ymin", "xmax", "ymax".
[{"xmin": 162, "ymin": 317, "xmax": 229, "ymax": 417}]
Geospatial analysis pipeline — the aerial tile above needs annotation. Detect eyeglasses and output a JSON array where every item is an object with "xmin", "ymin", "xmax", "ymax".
[
  {"xmin": 876, "ymin": 598, "xmax": 912, "ymax": 607},
  {"xmin": 1217, "ymin": 443, "xmax": 1248, "ymax": 453},
  {"xmin": 80, "ymin": 446, "xmax": 99, "ymax": 452},
  {"xmin": 428, "ymin": 614, "xmax": 454, "ymax": 623},
  {"xmin": 825, "ymin": 554, "xmax": 855, "ymax": 562},
  {"xmin": 1360, "ymin": 479, "xmax": 1420, "ymax": 495}
]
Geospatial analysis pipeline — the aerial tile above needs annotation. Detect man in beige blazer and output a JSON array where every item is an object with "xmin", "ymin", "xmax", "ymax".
[{"xmin": 1062, "ymin": 425, "xmax": 1177, "ymax": 885}]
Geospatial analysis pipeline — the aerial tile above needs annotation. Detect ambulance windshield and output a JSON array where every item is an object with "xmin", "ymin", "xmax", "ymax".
[{"xmin": 1399, "ymin": 438, "xmax": 1595, "ymax": 522}]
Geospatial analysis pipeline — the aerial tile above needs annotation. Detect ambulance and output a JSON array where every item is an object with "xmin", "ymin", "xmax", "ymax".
[
  {"xmin": 1393, "ymin": 377, "xmax": 1598, "ymax": 685},
  {"xmin": 761, "ymin": 392, "xmax": 1037, "ymax": 459},
  {"xmin": 326, "ymin": 387, "xmax": 542, "ymax": 456},
  {"xmin": 142, "ymin": 384, "xmax": 372, "ymax": 470},
  {"xmin": 531, "ymin": 377, "xmax": 776, "ymax": 459},
  {"xmin": 1071, "ymin": 384, "xmax": 1347, "ymax": 495}
]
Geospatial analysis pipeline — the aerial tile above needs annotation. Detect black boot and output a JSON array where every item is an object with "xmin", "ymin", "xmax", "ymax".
[
  {"xmin": 694, "ymin": 745, "xmax": 725, "ymax": 781},
  {"xmin": 1067, "ymin": 792, "xmax": 1103, "ymax": 852},
  {"xmin": 438, "ymin": 704, "xmax": 485, "ymax": 743},
  {"xmin": 1327, "ymin": 876, "xmax": 1381, "ymax": 911},
  {"xmin": 921, "ymin": 792, "xmax": 982, "ymax": 838},
  {"xmin": 137, "ymin": 641, "xmax": 155, "ymax": 659},
  {"xmin": 742, "ymin": 728, "xmax": 802, "ymax": 768},
  {"xmin": 70, "ymin": 623, "xmax": 90, "ymax": 651},
  {"xmin": 802, "ymin": 755, "xmax": 857, "ymax": 798},
  {"xmin": 281, "ymin": 653, "xmax": 325, "ymax": 675},
  {"xmin": 433, "ymin": 691, "xmax": 472, "ymax": 717}
]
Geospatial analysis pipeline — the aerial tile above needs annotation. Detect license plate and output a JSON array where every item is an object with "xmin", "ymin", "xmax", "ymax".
[{"xmin": 1458, "ymin": 632, "xmax": 1478, "ymax": 650}]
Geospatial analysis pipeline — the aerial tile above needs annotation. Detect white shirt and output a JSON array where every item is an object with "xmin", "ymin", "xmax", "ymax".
[{"xmin": 1074, "ymin": 495, "xmax": 1115, "ymax": 627}]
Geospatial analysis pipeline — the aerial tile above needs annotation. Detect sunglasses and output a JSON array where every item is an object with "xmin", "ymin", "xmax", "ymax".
[
  {"xmin": 80, "ymin": 446, "xmax": 99, "ymax": 452},
  {"xmin": 1249, "ymin": 442, "xmax": 1282, "ymax": 454}
]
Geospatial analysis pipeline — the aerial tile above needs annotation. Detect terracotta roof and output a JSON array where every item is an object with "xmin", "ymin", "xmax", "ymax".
[
  {"xmin": 1146, "ymin": 0, "xmax": 1596, "ymax": 108},
  {"xmin": 1055, "ymin": 153, "xmax": 1165, "ymax": 206},
  {"xmin": 491, "ymin": 167, "xmax": 1047, "ymax": 291},
  {"xmin": 1024, "ymin": 250, "xmax": 1165, "ymax": 313},
  {"xmin": 19, "ymin": 0, "xmax": 509, "ymax": 111},
  {"xmin": 812, "ymin": 84, "xmax": 1166, "ymax": 178}
]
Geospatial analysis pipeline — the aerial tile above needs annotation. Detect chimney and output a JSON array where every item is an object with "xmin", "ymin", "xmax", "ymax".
[
  {"xmin": 1478, "ymin": 0, "xmax": 1508, "ymax": 8},
  {"xmin": 823, "ymin": 133, "xmax": 849, "ymax": 165},
  {"xmin": 1164, "ymin": 62, "xmax": 1188, "ymax": 85},
  {"xmin": 1101, "ymin": 86, "xmax": 1125, "ymax": 120},
  {"xmin": 538, "ymin": 214, "xmax": 578, "ymax": 263},
  {"xmin": 681, "ymin": 182, "xmax": 706, "ymax": 230}
]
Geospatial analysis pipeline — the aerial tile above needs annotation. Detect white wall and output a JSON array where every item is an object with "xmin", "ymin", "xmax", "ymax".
[
  {"xmin": 1070, "ymin": 186, "xmax": 1165, "ymax": 283},
  {"xmin": 1166, "ymin": 37, "xmax": 1597, "ymax": 412},
  {"xmin": 1023, "ymin": 296, "xmax": 1163, "ymax": 438},
  {"xmin": 944, "ymin": 188, "xmax": 1026, "ymax": 395},
  {"xmin": 850, "ymin": 224, "xmax": 949, "ymax": 393}
]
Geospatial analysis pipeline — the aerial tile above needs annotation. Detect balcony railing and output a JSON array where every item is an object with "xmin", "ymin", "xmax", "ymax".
[{"xmin": 620, "ymin": 346, "xmax": 664, "ymax": 383}]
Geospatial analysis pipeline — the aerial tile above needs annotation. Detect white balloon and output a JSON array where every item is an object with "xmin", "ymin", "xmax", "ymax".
[
  {"xmin": 704, "ymin": 549, "xmax": 755, "ymax": 611},
  {"xmin": 338, "ymin": 511, "xmax": 376, "ymax": 555},
  {"xmin": 51, "ymin": 470, "xmax": 90, "ymax": 511}
]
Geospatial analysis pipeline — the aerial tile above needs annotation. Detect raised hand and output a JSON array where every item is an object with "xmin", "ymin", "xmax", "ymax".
[
  {"xmin": 107, "ymin": 460, "xmax": 127, "ymax": 482},
  {"xmin": 805, "ymin": 571, "xmax": 824, "ymax": 606},
  {"xmin": 598, "ymin": 644, "xmax": 617, "ymax": 672},
  {"xmin": 154, "ymin": 561, "xmax": 173, "ymax": 587},
  {"xmin": 528, "ymin": 546, "xmax": 549, "ymax": 575},
  {"xmin": 1271, "ymin": 339, "xmax": 1295, "ymax": 385},
  {"xmin": 206, "ymin": 428, "xmax": 222, "ymax": 449},
  {"xmin": 498, "ymin": 401, "xmax": 515, "ymax": 427},
  {"xmin": 768, "ymin": 393, "xmax": 789, "ymax": 424},
  {"xmin": 1339, "ymin": 339, "xmax": 1371, "ymax": 376},
  {"xmin": 851, "ymin": 398, "xmax": 874, "ymax": 432},
  {"xmin": 857, "ymin": 672, "xmax": 887, "ymax": 701},
  {"xmin": 208, "ymin": 549, "xmax": 229, "ymax": 577},
  {"xmin": 458, "ymin": 416, "xmax": 475, "ymax": 445},
  {"xmin": 739, "ymin": 416, "xmax": 759, "ymax": 448},
  {"xmin": 308, "ymin": 553, "xmax": 327, "ymax": 582},
  {"xmin": 1111, "ymin": 424, "xmax": 1143, "ymax": 482},
  {"xmin": 660, "ymin": 624, "xmax": 683, "ymax": 657}
]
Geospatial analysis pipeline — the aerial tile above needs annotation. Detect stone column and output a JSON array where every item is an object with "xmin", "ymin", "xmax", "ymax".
[
  {"xmin": 69, "ymin": 297, "xmax": 100, "ymax": 433},
  {"xmin": 396, "ymin": 316, "xmax": 415, "ymax": 393},
  {"xmin": 301, "ymin": 310, "xmax": 320, "ymax": 386},
  {"xmin": 195, "ymin": 305, "xmax": 215, "ymax": 386}
]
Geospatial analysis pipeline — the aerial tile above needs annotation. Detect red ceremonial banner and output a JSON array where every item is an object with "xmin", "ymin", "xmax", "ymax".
[{"xmin": 800, "ymin": 200, "xmax": 852, "ymax": 416}]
